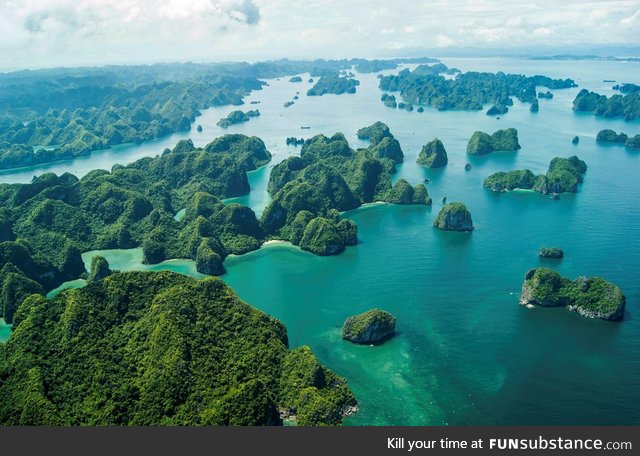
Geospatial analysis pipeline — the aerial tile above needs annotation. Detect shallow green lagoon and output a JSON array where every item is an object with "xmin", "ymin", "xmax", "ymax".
[{"xmin": 1, "ymin": 58, "xmax": 638, "ymax": 425}]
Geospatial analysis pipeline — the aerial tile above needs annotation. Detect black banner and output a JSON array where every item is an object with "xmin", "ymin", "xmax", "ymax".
[{"xmin": 0, "ymin": 426, "xmax": 637, "ymax": 456}]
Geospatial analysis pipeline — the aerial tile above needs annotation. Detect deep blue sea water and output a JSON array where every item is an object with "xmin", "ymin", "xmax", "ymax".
[{"xmin": 1, "ymin": 58, "xmax": 638, "ymax": 425}]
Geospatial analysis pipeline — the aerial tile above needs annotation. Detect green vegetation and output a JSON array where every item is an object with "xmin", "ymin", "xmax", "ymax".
[
  {"xmin": 357, "ymin": 121, "xmax": 392, "ymax": 145},
  {"xmin": 596, "ymin": 129, "xmax": 640, "ymax": 149},
  {"xmin": 87, "ymin": 256, "xmax": 112, "ymax": 283},
  {"xmin": 387, "ymin": 180, "xmax": 431, "ymax": 205},
  {"xmin": 596, "ymin": 129, "xmax": 627, "ymax": 143},
  {"xmin": 433, "ymin": 203, "xmax": 473, "ymax": 231},
  {"xmin": 484, "ymin": 156, "xmax": 587, "ymax": 194},
  {"xmin": 0, "ymin": 271, "xmax": 356, "ymax": 425},
  {"xmin": 0, "ymin": 134, "xmax": 272, "ymax": 323},
  {"xmin": 342, "ymin": 308, "xmax": 396, "ymax": 345},
  {"xmin": 216, "ymin": 110, "xmax": 260, "ymax": 128},
  {"xmin": 520, "ymin": 268, "xmax": 626, "ymax": 320},
  {"xmin": 572, "ymin": 89, "xmax": 640, "ymax": 120},
  {"xmin": 467, "ymin": 128, "xmax": 521, "ymax": 155},
  {"xmin": 539, "ymin": 247, "xmax": 564, "ymax": 259},
  {"xmin": 357, "ymin": 122, "xmax": 403, "ymax": 163},
  {"xmin": 0, "ymin": 79, "xmax": 262, "ymax": 170},
  {"xmin": 417, "ymin": 138, "xmax": 448, "ymax": 168},
  {"xmin": 307, "ymin": 75, "xmax": 360, "ymax": 96},
  {"xmin": 379, "ymin": 65, "xmax": 575, "ymax": 111},
  {"xmin": 262, "ymin": 131, "xmax": 430, "ymax": 254}
]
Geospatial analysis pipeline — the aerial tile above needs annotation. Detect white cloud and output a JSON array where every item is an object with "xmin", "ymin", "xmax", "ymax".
[{"xmin": 0, "ymin": 0, "xmax": 638, "ymax": 71}]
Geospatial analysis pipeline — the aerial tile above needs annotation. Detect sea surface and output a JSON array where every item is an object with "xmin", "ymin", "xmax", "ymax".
[{"xmin": 1, "ymin": 58, "xmax": 639, "ymax": 425}]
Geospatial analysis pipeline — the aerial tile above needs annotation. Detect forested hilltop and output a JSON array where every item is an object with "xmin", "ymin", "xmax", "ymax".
[
  {"xmin": 0, "ymin": 58, "xmax": 436, "ymax": 170},
  {"xmin": 0, "ymin": 271, "xmax": 356, "ymax": 425}
]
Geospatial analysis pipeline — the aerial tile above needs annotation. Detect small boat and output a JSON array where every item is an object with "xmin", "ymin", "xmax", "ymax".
[
  {"xmin": 301, "ymin": 126, "xmax": 311, "ymax": 129},
  {"xmin": 552, "ymin": 193, "xmax": 560, "ymax": 200},
  {"xmin": 423, "ymin": 178, "xmax": 431, "ymax": 183}
]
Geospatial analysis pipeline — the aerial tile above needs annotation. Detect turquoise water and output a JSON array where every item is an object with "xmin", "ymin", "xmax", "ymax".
[
  {"xmin": 0, "ymin": 58, "xmax": 638, "ymax": 425},
  {"xmin": 0, "ymin": 318, "xmax": 10, "ymax": 343}
]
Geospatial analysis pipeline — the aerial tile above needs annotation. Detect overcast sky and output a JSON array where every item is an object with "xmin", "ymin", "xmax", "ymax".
[{"xmin": 1, "ymin": 0, "xmax": 639, "ymax": 71}]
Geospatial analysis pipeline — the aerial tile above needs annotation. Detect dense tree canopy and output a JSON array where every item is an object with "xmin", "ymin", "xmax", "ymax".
[{"xmin": 0, "ymin": 271, "xmax": 356, "ymax": 425}]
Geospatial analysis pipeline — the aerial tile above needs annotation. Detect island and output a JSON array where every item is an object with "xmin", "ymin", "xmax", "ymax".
[
  {"xmin": 307, "ymin": 75, "xmax": 360, "ymax": 96},
  {"xmin": 289, "ymin": 76, "xmax": 303, "ymax": 83},
  {"xmin": 342, "ymin": 309, "xmax": 396, "ymax": 345},
  {"xmin": 530, "ymin": 99, "xmax": 539, "ymax": 113},
  {"xmin": 538, "ymin": 91, "xmax": 553, "ymax": 99},
  {"xmin": 572, "ymin": 136, "xmax": 579, "ymax": 144},
  {"xmin": 612, "ymin": 83, "xmax": 640, "ymax": 93},
  {"xmin": 539, "ymin": 247, "xmax": 564, "ymax": 259},
  {"xmin": 0, "ymin": 270, "xmax": 356, "ymax": 425},
  {"xmin": 484, "ymin": 156, "xmax": 587, "ymax": 194},
  {"xmin": 433, "ymin": 203, "xmax": 474, "ymax": 231},
  {"xmin": 286, "ymin": 137, "xmax": 305, "ymax": 146},
  {"xmin": 417, "ymin": 138, "xmax": 448, "ymax": 168},
  {"xmin": 262, "ymin": 130, "xmax": 430, "ymax": 255},
  {"xmin": 216, "ymin": 110, "xmax": 260, "ymax": 128},
  {"xmin": 381, "ymin": 94, "xmax": 397, "ymax": 108},
  {"xmin": 573, "ymin": 89, "xmax": 640, "ymax": 120},
  {"xmin": 283, "ymin": 101, "xmax": 295, "ymax": 107},
  {"xmin": 596, "ymin": 129, "xmax": 640, "ymax": 148},
  {"xmin": 197, "ymin": 125, "xmax": 203, "ymax": 132},
  {"xmin": 378, "ymin": 65, "xmax": 575, "ymax": 112},
  {"xmin": 486, "ymin": 104, "xmax": 509, "ymax": 116},
  {"xmin": 519, "ymin": 268, "xmax": 626, "ymax": 321},
  {"xmin": 596, "ymin": 129, "xmax": 627, "ymax": 143},
  {"xmin": 466, "ymin": 128, "xmax": 521, "ymax": 155}
]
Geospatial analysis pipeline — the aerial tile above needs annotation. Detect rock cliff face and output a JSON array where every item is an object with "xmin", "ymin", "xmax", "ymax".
[
  {"xmin": 342, "ymin": 309, "xmax": 396, "ymax": 344},
  {"xmin": 519, "ymin": 268, "xmax": 626, "ymax": 321},
  {"xmin": 433, "ymin": 203, "xmax": 473, "ymax": 231},
  {"xmin": 417, "ymin": 138, "xmax": 448, "ymax": 168}
]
